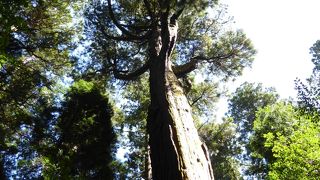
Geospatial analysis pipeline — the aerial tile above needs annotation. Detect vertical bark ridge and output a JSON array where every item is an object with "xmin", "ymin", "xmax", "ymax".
[{"xmin": 165, "ymin": 68, "xmax": 214, "ymax": 180}]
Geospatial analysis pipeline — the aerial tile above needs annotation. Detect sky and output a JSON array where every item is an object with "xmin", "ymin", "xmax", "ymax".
[{"xmin": 216, "ymin": 0, "xmax": 320, "ymax": 119}]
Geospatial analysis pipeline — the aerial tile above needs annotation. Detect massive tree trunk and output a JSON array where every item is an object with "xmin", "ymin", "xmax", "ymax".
[{"xmin": 147, "ymin": 22, "xmax": 214, "ymax": 180}]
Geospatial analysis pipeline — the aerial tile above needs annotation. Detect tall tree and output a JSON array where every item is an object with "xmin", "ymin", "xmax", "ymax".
[
  {"xmin": 42, "ymin": 80, "xmax": 116, "ymax": 179},
  {"xmin": 227, "ymin": 82, "xmax": 279, "ymax": 178},
  {"xmin": 84, "ymin": 0, "xmax": 255, "ymax": 179},
  {"xmin": 115, "ymin": 75, "xmax": 225, "ymax": 179},
  {"xmin": 228, "ymin": 82, "xmax": 279, "ymax": 143}
]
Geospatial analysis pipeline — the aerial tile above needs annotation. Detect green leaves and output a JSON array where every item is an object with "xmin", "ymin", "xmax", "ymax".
[
  {"xmin": 228, "ymin": 82, "xmax": 279, "ymax": 142},
  {"xmin": 250, "ymin": 103, "xmax": 320, "ymax": 179},
  {"xmin": 70, "ymin": 79, "xmax": 95, "ymax": 94},
  {"xmin": 269, "ymin": 116, "xmax": 320, "ymax": 179},
  {"xmin": 206, "ymin": 30, "xmax": 256, "ymax": 78}
]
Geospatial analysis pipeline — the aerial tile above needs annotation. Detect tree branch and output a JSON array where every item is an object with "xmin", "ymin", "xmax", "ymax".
[
  {"xmin": 95, "ymin": 18, "xmax": 143, "ymax": 42},
  {"xmin": 173, "ymin": 58, "xmax": 198, "ymax": 78},
  {"xmin": 173, "ymin": 50, "xmax": 239, "ymax": 78},
  {"xmin": 170, "ymin": 0, "xmax": 186, "ymax": 24},
  {"xmin": 110, "ymin": 58, "xmax": 150, "ymax": 80},
  {"xmin": 107, "ymin": 0, "xmax": 147, "ymax": 39},
  {"xmin": 190, "ymin": 89, "xmax": 207, "ymax": 107}
]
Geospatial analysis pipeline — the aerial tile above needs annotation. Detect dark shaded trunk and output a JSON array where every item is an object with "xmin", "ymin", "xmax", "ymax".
[
  {"xmin": 0, "ymin": 156, "xmax": 6, "ymax": 180},
  {"xmin": 147, "ymin": 23, "xmax": 214, "ymax": 180}
]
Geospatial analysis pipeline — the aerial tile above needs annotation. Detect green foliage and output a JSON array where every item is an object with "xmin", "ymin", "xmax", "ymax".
[
  {"xmin": 0, "ymin": 0, "xmax": 80, "ymax": 177},
  {"xmin": 266, "ymin": 117, "xmax": 320, "ymax": 179},
  {"xmin": 249, "ymin": 103, "xmax": 297, "ymax": 177},
  {"xmin": 42, "ymin": 80, "xmax": 116, "ymax": 179},
  {"xmin": 250, "ymin": 103, "xmax": 320, "ymax": 179},
  {"xmin": 202, "ymin": 30, "xmax": 256, "ymax": 79},
  {"xmin": 82, "ymin": 0, "xmax": 255, "ymax": 83},
  {"xmin": 0, "ymin": 56, "xmax": 46, "ymax": 179},
  {"xmin": 228, "ymin": 82, "xmax": 279, "ymax": 142},
  {"xmin": 250, "ymin": 102, "xmax": 320, "ymax": 179},
  {"xmin": 227, "ymin": 82, "xmax": 279, "ymax": 178},
  {"xmin": 199, "ymin": 118, "xmax": 242, "ymax": 180},
  {"xmin": 310, "ymin": 40, "xmax": 320, "ymax": 72},
  {"xmin": 0, "ymin": 0, "xmax": 81, "ymax": 77},
  {"xmin": 187, "ymin": 77, "xmax": 221, "ymax": 120}
]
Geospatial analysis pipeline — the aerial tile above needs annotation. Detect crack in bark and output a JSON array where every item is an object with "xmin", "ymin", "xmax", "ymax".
[{"xmin": 201, "ymin": 143, "xmax": 214, "ymax": 179}]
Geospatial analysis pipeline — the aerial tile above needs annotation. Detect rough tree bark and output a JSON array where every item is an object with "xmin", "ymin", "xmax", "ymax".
[{"xmin": 147, "ymin": 19, "xmax": 214, "ymax": 180}]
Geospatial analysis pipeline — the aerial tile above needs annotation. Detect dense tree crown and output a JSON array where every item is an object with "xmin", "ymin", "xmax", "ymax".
[
  {"xmin": 1, "ymin": 0, "xmax": 319, "ymax": 179},
  {"xmin": 83, "ymin": 0, "xmax": 255, "ymax": 81}
]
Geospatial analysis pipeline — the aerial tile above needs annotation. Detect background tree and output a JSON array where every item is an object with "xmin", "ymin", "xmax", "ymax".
[
  {"xmin": 265, "ymin": 116, "xmax": 320, "ymax": 179},
  {"xmin": 83, "ymin": 0, "xmax": 255, "ymax": 178},
  {"xmin": 227, "ymin": 82, "xmax": 279, "ymax": 178},
  {"xmin": 251, "ymin": 102, "xmax": 320, "ymax": 179},
  {"xmin": 115, "ymin": 76, "xmax": 150, "ymax": 179},
  {"xmin": 42, "ymin": 80, "xmax": 116, "ymax": 179},
  {"xmin": 228, "ymin": 82, "xmax": 279, "ymax": 143}
]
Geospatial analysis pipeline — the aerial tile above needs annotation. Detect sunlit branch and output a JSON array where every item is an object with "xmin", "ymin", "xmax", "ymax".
[{"xmin": 190, "ymin": 89, "xmax": 207, "ymax": 107}]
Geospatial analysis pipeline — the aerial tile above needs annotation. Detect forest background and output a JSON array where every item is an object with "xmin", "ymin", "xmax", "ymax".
[{"xmin": 0, "ymin": 0, "xmax": 319, "ymax": 179}]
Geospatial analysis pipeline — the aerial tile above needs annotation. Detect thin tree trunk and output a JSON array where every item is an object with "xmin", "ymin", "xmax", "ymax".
[
  {"xmin": 144, "ymin": 144, "xmax": 152, "ymax": 180},
  {"xmin": 0, "ymin": 156, "xmax": 6, "ymax": 180},
  {"xmin": 147, "ymin": 23, "xmax": 214, "ymax": 180},
  {"xmin": 144, "ymin": 128, "xmax": 152, "ymax": 180}
]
